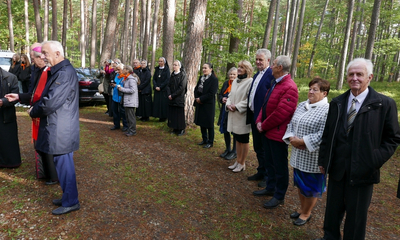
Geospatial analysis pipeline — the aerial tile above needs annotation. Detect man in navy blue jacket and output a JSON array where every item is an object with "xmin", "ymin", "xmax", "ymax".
[{"xmin": 246, "ymin": 49, "xmax": 274, "ymax": 186}]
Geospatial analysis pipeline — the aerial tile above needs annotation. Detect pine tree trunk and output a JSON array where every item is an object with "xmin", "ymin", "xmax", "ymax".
[
  {"xmin": 290, "ymin": 0, "xmax": 306, "ymax": 77},
  {"xmin": 142, "ymin": 0, "xmax": 151, "ymax": 60},
  {"xmin": 122, "ymin": 0, "xmax": 131, "ymax": 63},
  {"xmin": 183, "ymin": 0, "xmax": 208, "ymax": 125},
  {"xmin": 24, "ymin": 0, "xmax": 30, "ymax": 53},
  {"xmin": 226, "ymin": 0, "xmax": 243, "ymax": 72},
  {"xmin": 365, "ymin": 0, "xmax": 381, "ymax": 59},
  {"xmin": 62, "ymin": 0, "xmax": 68, "ymax": 54},
  {"xmin": 90, "ymin": 0, "xmax": 98, "ymax": 68},
  {"xmin": 33, "ymin": 0, "xmax": 43, "ymax": 42},
  {"xmin": 151, "ymin": 0, "xmax": 161, "ymax": 73},
  {"xmin": 51, "ymin": 0, "xmax": 57, "ymax": 40},
  {"xmin": 80, "ymin": 0, "xmax": 86, "ymax": 68},
  {"xmin": 100, "ymin": 0, "xmax": 120, "ymax": 64},
  {"xmin": 44, "ymin": 0, "xmax": 49, "ymax": 41},
  {"xmin": 270, "ymin": 0, "xmax": 280, "ymax": 61},
  {"xmin": 262, "ymin": 0, "xmax": 277, "ymax": 49},
  {"xmin": 130, "ymin": 0, "xmax": 139, "ymax": 65},
  {"xmin": 336, "ymin": 0, "xmax": 355, "ymax": 90},
  {"xmin": 7, "ymin": 0, "xmax": 14, "ymax": 52},
  {"xmin": 307, "ymin": 0, "xmax": 329, "ymax": 77},
  {"xmin": 162, "ymin": 0, "xmax": 176, "ymax": 66}
]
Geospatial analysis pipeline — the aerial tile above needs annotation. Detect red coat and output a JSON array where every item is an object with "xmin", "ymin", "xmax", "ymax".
[{"xmin": 256, "ymin": 74, "xmax": 298, "ymax": 142}]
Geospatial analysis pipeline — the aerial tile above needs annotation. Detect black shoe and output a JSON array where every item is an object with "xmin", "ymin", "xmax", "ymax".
[
  {"xmin": 177, "ymin": 130, "xmax": 185, "ymax": 136},
  {"xmin": 198, "ymin": 141, "xmax": 207, "ymax": 145},
  {"xmin": 293, "ymin": 215, "xmax": 312, "ymax": 226},
  {"xmin": 122, "ymin": 127, "xmax": 128, "ymax": 132},
  {"xmin": 248, "ymin": 173, "xmax": 263, "ymax": 181},
  {"xmin": 263, "ymin": 197, "xmax": 284, "ymax": 209},
  {"xmin": 52, "ymin": 203, "xmax": 80, "ymax": 215},
  {"xmin": 52, "ymin": 199, "xmax": 62, "ymax": 206},
  {"xmin": 203, "ymin": 143, "xmax": 213, "ymax": 149},
  {"xmin": 224, "ymin": 152, "xmax": 237, "ymax": 160},
  {"xmin": 253, "ymin": 189, "xmax": 275, "ymax": 196},
  {"xmin": 45, "ymin": 180, "xmax": 59, "ymax": 185},
  {"xmin": 258, "ymin": 180, "xmax": 267, "ymax": 188},
  {"xmin": 110, "ymin": 126, "xmax": 120, "ymax": 130},
  {"xmin": 105, "ymin": 111, "xmax": 109, "ymax": 114},
  {"xmin": 220, "ymin": 150, "xmax": 229, "ymax": 158},
  {"xmin": 290, "ymin": 212, "xmax": 301, "ymax": 219},
  {"xmin": 126, "ymin": 132, "xmax": 137, "ymax": 137}
]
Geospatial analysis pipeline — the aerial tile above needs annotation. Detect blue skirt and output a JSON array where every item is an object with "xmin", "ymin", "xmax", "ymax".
[{"xmin": 293, "ymin": 168, "xmax": 326, "ymax": 198}]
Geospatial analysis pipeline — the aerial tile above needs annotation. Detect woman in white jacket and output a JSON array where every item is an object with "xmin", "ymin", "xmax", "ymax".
[
  {"xmin": 226, "ymin": 60, "xmax": 253, "ymax": 172},
  {"xmin": 118, "ymin": 65, "xmax": 139, "ymax": 136},
  {"xmin": 282, "ymin": 77, "xmax": 330, "ymax": 226}
]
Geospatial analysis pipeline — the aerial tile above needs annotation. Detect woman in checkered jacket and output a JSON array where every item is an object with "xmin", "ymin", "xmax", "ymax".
[{"xmin": 282, "ymin": 77, "xmax": 330, "ymax": 226}]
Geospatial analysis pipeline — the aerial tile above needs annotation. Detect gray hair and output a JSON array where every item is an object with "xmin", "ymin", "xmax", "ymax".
[
  {"xmin": 114, "ymin": 58, "xmax": 121, "ymax": 65},
  {"xmin": 141, "ymin": 59, "xmax": 147, "ymax": 64},
  {"xmin": 124, "ymin": 65, "xmax": 133, "ymax": 73},
  {"xmin": 42, "ymin": 41, "xmax": 64, "ymax": 57},
  {"xmin": 256, "ymin": 49, "xmax": 271, "ymax": 61},
  {"xmin": 227, "ymin": 67, "xmax": 237, "ymax": 76},
  {"xmin": 275, "ymin": 55, "xmax": 291, "ymax": 73},
  {"xmin": 347, "ymin": 58, "xmax": 373, "ymax": 76}
]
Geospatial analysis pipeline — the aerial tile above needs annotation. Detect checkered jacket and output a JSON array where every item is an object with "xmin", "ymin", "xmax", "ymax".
[{"xmin": 283, "ymin": 98, "xmax": 329, "ymax": 173}]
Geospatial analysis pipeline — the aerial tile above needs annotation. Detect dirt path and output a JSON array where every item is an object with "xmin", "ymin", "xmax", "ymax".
[{"xmin": 1, "ymin": 108, "xmax": 399, "ymax": 239}]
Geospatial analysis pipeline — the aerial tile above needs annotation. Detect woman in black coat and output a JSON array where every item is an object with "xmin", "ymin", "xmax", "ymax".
[
  {"xmin": 217, "ymin": 67, "xmax": 237, "ymax": 159},
  {"xmin": 18, "ymin": 54, "xmax": 32, "ymax": 94},
  {"xmin": 194, "ymin": 63, "xmax": 219, "ymax": 149},
  {"xmin": 137, "ymin": 60, "xmax": 152, "ymax": 122},
  {"xmin": 152, "ymin": 57, "xmax": 170, "ymax": 121},
  {"xmin": 8, "ymin": 54, "xmax": 22, "ymax": 94},
  {"xmin": 167, "ymin": 60, "xmax": 187, "ymax": 136}
]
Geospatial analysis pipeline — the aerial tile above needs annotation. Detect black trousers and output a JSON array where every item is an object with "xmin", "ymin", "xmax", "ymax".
[
  {"xmin": 37, "ymin": 151, "xmax": 58, "ymax": 181},
  {"xmin": 323, "ymin": 174, "xmax": 373, "ymax": 240},
  {"xmin": 201, "ymin": 126, "xmax": 214, "ymax": 144},
  {"xmin": 251, "ymin": 120, "xmax": 266, "ymax": 178}
]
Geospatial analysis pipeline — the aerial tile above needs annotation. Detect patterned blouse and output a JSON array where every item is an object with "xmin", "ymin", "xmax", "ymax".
[{"xmin": 282, "ymin": 97, "xmax": 329, "ymax": 173}]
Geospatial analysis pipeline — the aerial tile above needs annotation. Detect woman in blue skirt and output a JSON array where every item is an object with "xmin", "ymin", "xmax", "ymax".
[{"xmin": 282, "ymin": 77, "xmax": 330, "ymax": 226}]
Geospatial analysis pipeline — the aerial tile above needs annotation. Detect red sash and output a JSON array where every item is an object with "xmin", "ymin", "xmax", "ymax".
[{"xmin": 31, "ymin": 67, "xmax": 50, "ymax": 141}]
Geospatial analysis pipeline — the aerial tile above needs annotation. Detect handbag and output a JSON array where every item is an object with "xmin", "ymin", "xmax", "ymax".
[{"xmin": 98, "ymin": 83, "xmax": 104, "ymax": 93}]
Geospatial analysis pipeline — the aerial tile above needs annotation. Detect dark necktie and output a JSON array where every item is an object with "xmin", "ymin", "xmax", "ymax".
[{"xmin": 347, "ymin": 98, "xmax": 357, "ymax": 134}]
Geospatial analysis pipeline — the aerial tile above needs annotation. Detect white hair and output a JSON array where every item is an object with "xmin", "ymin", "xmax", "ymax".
[
  {"xmin": 256, "ymin": 49, "xmax": 271, "ymax": 61},
  {"xmin": 42, "ymin": 41, "xmax": 64, "ymax": 57},
  {"xmin": 347, "ymin": 58, "xmax": 373, "ymax": 76}
]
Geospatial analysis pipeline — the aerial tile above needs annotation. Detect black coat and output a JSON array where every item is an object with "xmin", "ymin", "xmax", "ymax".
[
  {"xmin": 318, "ymin": 87, "xmax": 400, "ymax": 186},
  {"xmin": 18, "ymin": 65, "xmax": 31, "ymax": 82},
  {"xmin": 152, "ymin": 66, "xmax": 170, "ymax": 118},
  {"xmin": 217, "ymin": 80, "xmax": 230, "ymax": 125},
  {"xmin": 0, "ymin": 68, "xmax": 21, "ymax": 168},
  {"xmin": 138, "ymin": 67, "xmax": 152, "ymax": 95},
  {"xmin": 167, "ymin": 71, "xmax": 187, "ymax": 107},
  {"xmin": 8, "ymin": 61, "xmax": 21, "ymax": 78},
  {"xmin": 194, "ymin": 74, "xmax": 219, "ymax": 128}
]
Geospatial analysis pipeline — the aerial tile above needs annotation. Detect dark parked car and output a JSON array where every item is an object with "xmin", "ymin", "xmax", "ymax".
[{"xmin": 76, "ymin": 68, "xmax": 105, "ymax": 103}]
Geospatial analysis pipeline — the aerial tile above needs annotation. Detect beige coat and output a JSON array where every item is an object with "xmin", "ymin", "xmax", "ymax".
[{"xmin": 226, "ymin": 77, "xmax": 253, "ymax": 135}]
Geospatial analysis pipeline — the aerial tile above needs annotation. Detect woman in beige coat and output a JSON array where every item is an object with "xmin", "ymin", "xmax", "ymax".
[{"xmin": 226, "ymin": 60, "xmax": 253, "ymax": 172}]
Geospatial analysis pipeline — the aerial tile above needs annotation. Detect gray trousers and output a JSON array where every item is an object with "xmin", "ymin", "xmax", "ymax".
[{"xmin": 125, "ymin": 107, "xmax": 137, "ymax": 134}]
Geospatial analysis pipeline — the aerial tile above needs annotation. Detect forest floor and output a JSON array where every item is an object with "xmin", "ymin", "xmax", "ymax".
[{"xmin": 1, "ymin": 106, "xmax": 400, "ymax": 239}]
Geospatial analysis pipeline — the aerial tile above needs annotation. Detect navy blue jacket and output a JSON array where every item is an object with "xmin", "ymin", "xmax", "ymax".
[
  {"xmin": 246, "ymin": 67, "xmax": 274, "ymax": 124},
  {"xmin": 30, "ymin": 59, "xmax": 80, "ymax": 155}
]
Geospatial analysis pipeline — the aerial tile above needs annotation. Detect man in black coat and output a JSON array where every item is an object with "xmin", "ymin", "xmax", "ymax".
[{"xmin": 315, "ymin": 58, "xmax": 400, "ymax": 240}]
